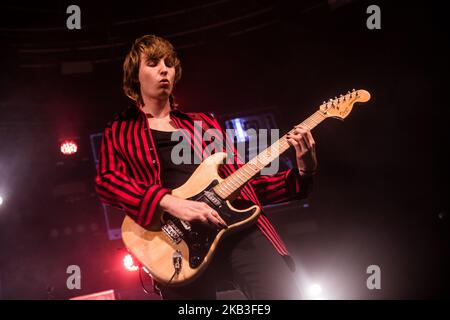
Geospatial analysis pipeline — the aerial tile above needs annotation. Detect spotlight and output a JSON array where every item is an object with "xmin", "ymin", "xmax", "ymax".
[
  {"xmin": 307, "ymin": 283, "xmax": 322, "ymax": 298},
  {"xmin": 0, "ymin": 196, "xmax": 3, "ymax": 206},
  {"xmin": 60, "ymin": 140, "xmax": 78, "ymax": 155},
  {"xmin": 230, "ymin": 118, "xmax": 247, "ymax": 142},
  {"xmin": 123, "ymin": 254, "xmax": 139, "ymax": 272}
]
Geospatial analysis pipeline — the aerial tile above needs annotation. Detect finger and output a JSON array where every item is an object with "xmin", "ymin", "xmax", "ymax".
[
  {"xmin": 203, "ymin": 204, "xmax": 227, "ymax": 227},
  {"xmin": 287, "ymin": 137, "xmax": 302, "ymax": 154},
  {"xmin": 303, "ymin": 130, "xmax": 316, "ymax": 150},
  {"xmin": 212, "ymin": 211, "xmax": 227, "ymax": 227},
  {"xmin": 290, "ymin": 133, "xmax": 308, "ymax": 152},
  {"xmin": 294, "ymin": 126, "xmax": 313, "ymax": 139},
  {"xmin": 292, "ymin": 130, "xmax": 312, "ymax": 151},
  {"xmin": 287, "ymin": 131, "xmax": 304, "ymax": 142},
  {"xmin": 293, "ymin": 126, "xmax": 307, "ymax": 133},
  {"xmin": 198, "ymin": 215, "xmax": 208, "ymax": 224},
  {"xmin": 295, "ymin": 125, "xmax": 311, "ymax": 133},
  {"xmin": 206, "ymin": 212, "xmax": 225, "ymax": 228},
  {"xmin": 208, "ymin": 209, "xmax": 227, "ymax": 227},
  {"xmin": 291, "ymin": 128, "xmax": 308, "ymax": 141},
  {"xmin": 298, "ymin": 137, "xmax": 308, "ymax": 152}
]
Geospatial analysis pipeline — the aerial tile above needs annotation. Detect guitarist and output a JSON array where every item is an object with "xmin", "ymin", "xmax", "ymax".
[{"xmin": 95, "ymin": 35, "xmax": 318, "ymax": 299}]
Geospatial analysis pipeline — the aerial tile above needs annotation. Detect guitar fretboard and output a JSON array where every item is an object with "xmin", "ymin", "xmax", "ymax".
[{"xmin": 213, "ymin": 110, "xmax": 326, "ymax": 199}]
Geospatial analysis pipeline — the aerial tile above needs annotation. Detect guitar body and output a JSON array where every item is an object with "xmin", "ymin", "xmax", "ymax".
[{"xmin": 121, "ymin": 152, "xmax": 261, "ymax": 286}]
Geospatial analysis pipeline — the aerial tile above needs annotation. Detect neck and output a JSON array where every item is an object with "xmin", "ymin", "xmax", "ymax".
[
  {"xmin": 141, "ymin": 96, "xmax": 171, "ymax": 118},
  {"xmin": 213, "ymin": 110, "xmax": 326, "ymax": 200}
]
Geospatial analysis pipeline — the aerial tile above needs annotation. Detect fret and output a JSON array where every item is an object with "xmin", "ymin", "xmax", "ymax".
[
  {"xmin": 233, "ymin": 172, "xmax": 245, "ymax": 185},
  {"xmin": 227, "ymin": 177, "xmax": 239, "ymax": 190},
  {"xmin": 234, "ymin": 171, "xmax": 246, "ymax": 185}
]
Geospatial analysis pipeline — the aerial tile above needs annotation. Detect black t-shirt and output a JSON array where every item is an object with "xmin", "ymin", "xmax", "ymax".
[{"xmin": 151, "ymin": 128, "xmax": 199, "ymax": 190}]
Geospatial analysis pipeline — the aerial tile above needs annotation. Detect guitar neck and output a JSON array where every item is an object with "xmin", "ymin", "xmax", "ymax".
[{"xmin": 213, "ymin": 110, "xmax": 326, "ymax": 199}]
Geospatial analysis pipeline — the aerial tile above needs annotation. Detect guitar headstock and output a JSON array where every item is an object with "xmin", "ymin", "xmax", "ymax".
[{"xmin": 319, "ymin": 89, "xmax": 371, "ymax": 120}]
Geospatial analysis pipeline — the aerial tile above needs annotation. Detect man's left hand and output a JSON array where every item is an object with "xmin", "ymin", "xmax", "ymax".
[{"xmin": 286, "ymin": 125, "xmax": 318, "ymax": 175}]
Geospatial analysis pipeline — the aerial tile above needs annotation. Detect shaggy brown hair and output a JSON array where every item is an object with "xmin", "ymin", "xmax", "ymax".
[{"xmin": 123, "ymin": 35, "xmax": 182, "ymax": 107}]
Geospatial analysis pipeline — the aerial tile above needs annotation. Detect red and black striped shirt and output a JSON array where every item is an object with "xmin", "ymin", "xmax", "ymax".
[{"xmin": 95, "ymin": 105, "xmax": 313, "ymax": 256}]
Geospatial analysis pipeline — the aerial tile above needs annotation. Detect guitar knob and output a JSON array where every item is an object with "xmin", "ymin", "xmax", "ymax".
[
  {"xmin": 190, "ymin": 256, "xmax": 201, "ymax": 267},
  {"xmin": 190, "ymin": 231, "xmax": 199, "ymax": 240}
]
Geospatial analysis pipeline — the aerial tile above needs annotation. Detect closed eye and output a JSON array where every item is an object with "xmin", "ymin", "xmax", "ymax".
[{"xmin": 146, "ymin": 58, "xmax": 158, "ymax": 67}]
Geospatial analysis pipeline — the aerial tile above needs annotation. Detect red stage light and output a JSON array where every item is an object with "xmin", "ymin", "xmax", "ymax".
[
  {"xmin": 123, "ymin": 254, "xmax": 139, "ymax": 272},
  {"xmin": 60, "ymin": 140, "xmax": 78, "ymax": 155}
]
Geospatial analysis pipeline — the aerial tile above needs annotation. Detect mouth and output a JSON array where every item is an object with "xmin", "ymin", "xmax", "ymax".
[{"xmin": 160, "ymin": 79, "xmax": 170, "ymax": 84}]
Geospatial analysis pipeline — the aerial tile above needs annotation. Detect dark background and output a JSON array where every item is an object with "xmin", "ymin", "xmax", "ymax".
[{"xmin": 0, "ymin": 0, "xmax": 446, "ymax": 299}]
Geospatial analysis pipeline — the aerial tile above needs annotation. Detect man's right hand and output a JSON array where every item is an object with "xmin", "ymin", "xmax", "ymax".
[{"xmin": 159, "ymin": 194, "xmax": 227, "ymax": 228}]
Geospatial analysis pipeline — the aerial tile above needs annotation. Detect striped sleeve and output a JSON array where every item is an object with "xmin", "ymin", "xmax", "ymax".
[
  {"xmin": 94, "ymin": 124, "xmax": 170, "ymax": 226},
  {"xmin": 249, "ymin": 168, "xmax": 313, "ymax": 206}
]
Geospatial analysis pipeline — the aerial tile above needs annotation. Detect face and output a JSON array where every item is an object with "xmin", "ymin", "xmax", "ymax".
[{"xmin": 138, "ymin": 53, "xmax": 176, "ymax": 103}]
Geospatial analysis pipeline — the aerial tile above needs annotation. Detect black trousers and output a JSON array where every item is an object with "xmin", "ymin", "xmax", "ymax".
[{"xmin": 158, "ymin": 225, "xmax": 301, "ymax": 300}]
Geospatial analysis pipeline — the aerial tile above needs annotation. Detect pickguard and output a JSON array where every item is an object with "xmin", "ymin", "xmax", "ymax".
[{"xmin": 161, "ymin": 180, "xmax": 257, "ymax": 268}]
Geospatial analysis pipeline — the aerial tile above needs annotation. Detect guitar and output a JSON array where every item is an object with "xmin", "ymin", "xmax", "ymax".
[{"xmin": 121, "ymin": 89, "xmax": 371, "ymax": 286}]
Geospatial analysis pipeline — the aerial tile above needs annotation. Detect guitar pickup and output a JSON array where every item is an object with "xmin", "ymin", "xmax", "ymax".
[{"xmin": 204, "ymin": 190, "xmax": 222, "ymax": 207}]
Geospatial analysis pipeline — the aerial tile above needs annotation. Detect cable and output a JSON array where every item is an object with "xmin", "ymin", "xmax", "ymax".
[
  {"xmin": 138, "ymin": 267, "xmax": 152, "ymax": 294},
  {"xmin": 139, "ymin": 266, "xmax": 178, "ymax": 296}
]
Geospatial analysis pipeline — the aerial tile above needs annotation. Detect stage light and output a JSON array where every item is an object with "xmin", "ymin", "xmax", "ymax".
[
  {"xmin": 123, "ymin": 254, "xmax": 139, "ymax": 272},
  {"xmin": 230, "ymin": 118, "xmax": 247, "ymax": 142},
  {"xmin": 60, "ymin": 140, "xmax": 78, "ymax": 155},
  {"xmin": 0, "ymin": 196, "xmax": 3, "ymax": 206},
  {"xmin": 307, "ymin": 283, "xmax": 322, "ymax": 298}
]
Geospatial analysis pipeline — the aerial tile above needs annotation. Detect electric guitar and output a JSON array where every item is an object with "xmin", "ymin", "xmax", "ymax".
[{"xmin": 122, "ymin": 89, "xmax": 371, "ymax": 286}]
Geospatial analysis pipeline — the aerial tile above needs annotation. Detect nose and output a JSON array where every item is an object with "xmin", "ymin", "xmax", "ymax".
[{"xmin": 159, "ymin": 61, "xmax": 168, "ymax": 75}]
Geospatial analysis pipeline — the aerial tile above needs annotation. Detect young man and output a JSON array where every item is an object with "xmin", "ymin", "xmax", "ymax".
[{"xmin": 95, "ymin": 35, "xmax": 318, "ymax": 299}]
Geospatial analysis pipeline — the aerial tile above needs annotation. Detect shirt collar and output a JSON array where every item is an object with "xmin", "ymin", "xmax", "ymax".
[
  {"xmin": 133, "ymin": 104, "xmax": 190, "ymax": 120},
  {"xmin": 169, "ymin": 106, "xmax": 189, "ymax": 118}
]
